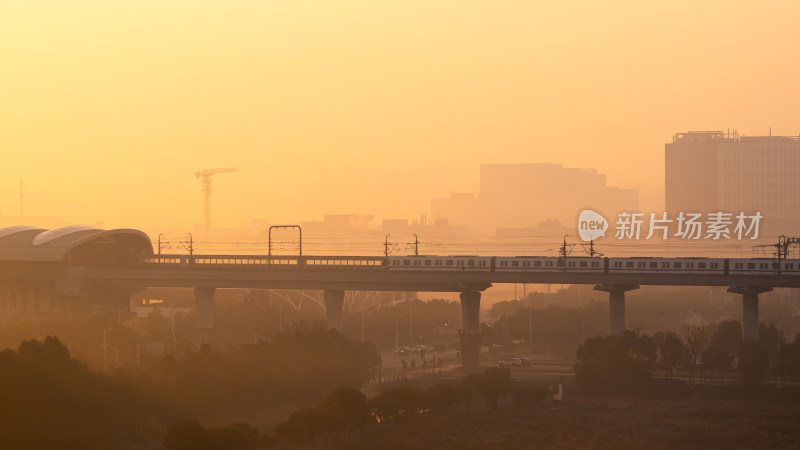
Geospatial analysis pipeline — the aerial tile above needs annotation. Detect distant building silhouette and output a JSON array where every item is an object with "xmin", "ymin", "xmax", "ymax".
[
  {"xmin": 665, "ymin": 130, "xmax": 800, "ymax": 235},
  {"xmin": 433, "ymin": 163, "xmax": 638, "ymax": 234}
]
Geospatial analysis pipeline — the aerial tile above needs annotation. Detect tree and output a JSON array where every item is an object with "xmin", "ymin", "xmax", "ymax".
[
  {"xmin": 739, "ymin": 342, "xmax": 769, "ymax": 386},
  {"xmin": 701, "ymin": 346, "xmax": 733, "ymax": 386},
  {"xmin": 163, "ymin": 421, "xmax": 209, "ymax": 450},
  {"xmin": 778, "ymin": 342, "xmax": 800, "ymax": 384},
  {"xmin": 758, "ymin": 324, "xmax": 781, "ymax": 371},
  {"xmin": 463, "ymin": 366, "xmax": 512, "ymax": 405},
  {"xmin": 574, "ymin": 331, "xmax": 656, "ymax": 381},
  {"xmin": 680, "ymin": 324, "xmax": 710, "ymax": 384},
  {"xmin": 709, "ymin": 320, "xmax": 742, "ymax": 355},
  {"xmin": 319, "ymin": 387, "xmax": 369, "ymax": 438},
  {"xmin": 274, "ymin": 408, "xmax": 329, "ymax": 444},
  {"xmin": 655, "ymin": 331, "xmax": 685, "ymax": 380},
  {"xmin": 368, "ymin": 384, "xmax": 427, "ymax": 422},
  {"xmin": 207, "ymin": 423, "xmax": 259, "ymax": 450}
]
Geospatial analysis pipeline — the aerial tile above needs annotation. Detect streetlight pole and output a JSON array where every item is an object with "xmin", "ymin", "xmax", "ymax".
[
  {"xmin": 102, "ymin": 329, "xmax": 111, "ymax": 373},
  {"xmin": 408, "ymin": 293, "xmax": 413, "ymax": 346}
]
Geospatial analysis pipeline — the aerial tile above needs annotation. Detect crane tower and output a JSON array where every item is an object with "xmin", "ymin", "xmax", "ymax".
[{"xmin": 195, "ymin": 167, "xmax": 237, "ymax": 236}]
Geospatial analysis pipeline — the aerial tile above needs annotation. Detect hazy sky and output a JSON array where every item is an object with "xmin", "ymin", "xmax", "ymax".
[{"xmin": 2, "ymin": 1, "xmax": 798, "ymax": 229}]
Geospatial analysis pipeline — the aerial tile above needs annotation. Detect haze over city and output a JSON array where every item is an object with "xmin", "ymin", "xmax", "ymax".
[
  {"xmin": 3, "ymin": 1, "xmax": 799, "ymax": 228},
  {"xmin": 3, "ymin": 2, "xmax": 800, "ymax": 449}
]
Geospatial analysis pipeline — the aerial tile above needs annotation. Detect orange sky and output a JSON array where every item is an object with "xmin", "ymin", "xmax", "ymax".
[{"xmin": 1, "ymin": 1, "xmax": 799, "ymax": 229}]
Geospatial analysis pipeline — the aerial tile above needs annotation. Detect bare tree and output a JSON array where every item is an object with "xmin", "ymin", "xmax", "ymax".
[{"xmin": 681, "ymin": 323, "xmax": 710, "ymax": 384}]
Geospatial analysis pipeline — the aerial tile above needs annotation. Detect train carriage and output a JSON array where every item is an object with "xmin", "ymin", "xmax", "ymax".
[
  {"xmin": 387, "ymin": 255, "xmax": 492, "ymax": 271},
  {"xmin": 608, "ymin": 257, "xmax": 725, "ymax": 275}
]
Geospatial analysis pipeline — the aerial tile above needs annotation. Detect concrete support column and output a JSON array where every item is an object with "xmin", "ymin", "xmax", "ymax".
[
  {"xmin": 594, "ymin": 284, "xmax": 639, "ymax": 336},
  {"xmin": 194, "ymin": 287, "xmax": 216, "ymax": 329},
  {"xmin": 324, "ymin": 290, "xmax": 345, "ymax": 332},
  {"xmin": 727, "ymin": 286, "xmax": 772, "ymax": 342},
  {"xmin": 459, "ymin": 291, "xmax": 481, "ymax": 372}
]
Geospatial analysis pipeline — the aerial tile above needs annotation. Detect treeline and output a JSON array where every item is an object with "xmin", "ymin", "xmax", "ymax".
[
  {"xmin": 140, "ymin": 330, "xmax": 379, "ymax": 416},
  {"xmin": 0, "ymin": 331, "xmax": 378, "ymax": 449},
  {"xmin": 0, "ymin": 337, "xmax": 163, "ymax": 449},
  {"xmin": 573, "ymin": 320, "xmax": 800, "ymax": 385},
  {"xmin": 163, "ymin": 366, "xmax": 535, "ymax": 449}
]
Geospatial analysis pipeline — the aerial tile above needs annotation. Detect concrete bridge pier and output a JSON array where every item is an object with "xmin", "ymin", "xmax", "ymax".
[
  {"xmin": 194, "ymin": 287, "xmax": 216, "ymax": 329},
  {"xmin": 459, "ymin": 291, "xmax": 482, "ymax": 372},
  {"xmin": 594, "ymin": 284, "xmax": 639, "ymax": 336},
  {"xmin": 727, "ymin": 286, "xmax": 772, "ymax": 342},
  {"xmin": 324, "ymin": 290, "xmax": 345, "ymax": 332}
]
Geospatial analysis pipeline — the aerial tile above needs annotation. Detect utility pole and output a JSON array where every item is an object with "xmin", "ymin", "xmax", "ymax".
[
  {"xmin": 529, "ymin": 297, "xmax": 532, "ymax": 354},
  {"xmin": 194, "ymin": 167, "xmax": 237, "ymax": 236},
  {"xmin": 384, "ymin": 235, "xmax": 398, "ymax": 258},
  {"xmin": 582, "ymin": 239, "xmax": 602, "ymax": 258},
  {"xmin": 559, "ymin": 235, "xmax": 574, "ymax": 271},
  {"xmin": 182, "ymin": 233, "xmax": 193, "ymax": 255},
  {"xmin": 408, "ymin": 292, "xmax": 413, "ymax": 346},
  {"xmin": 405, "ymin": 234, "xmax": 420, "ymax": 256},
  {"xmin": 103, "ymin": 329, "xmax": 111, "ymax": 373}
]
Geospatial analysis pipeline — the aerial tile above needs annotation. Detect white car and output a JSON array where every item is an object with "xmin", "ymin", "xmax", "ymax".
[{"xmin": 498, "ymin": 358, "xmax": 521, "ymax": 367}]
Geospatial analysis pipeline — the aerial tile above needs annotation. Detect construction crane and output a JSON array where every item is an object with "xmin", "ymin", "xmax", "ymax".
[{"xmin": 195, "ymin": 167, "xmax": 237, "ymax": 236}]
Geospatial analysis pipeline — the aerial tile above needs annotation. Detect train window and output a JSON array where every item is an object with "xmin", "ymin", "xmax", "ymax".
[
  {"xmin": 568, "ymin": 262, "xmax": 575, "ymax": 267},
  {"xmin": 546, "ymin": 261, "xmax": 553, "ymax": 267},
  {"xmin": 500, "ymin": 261, "xmax": 507, "ymax": 267},
  {"xmin": 614, "ymin": 262, "xmax": 621, "ymax": 268},
  {"xmin": 435, "ymin": 260, "xmax": 443, "ymax": 266},
  {"xmin": 649, "ymin": 262, "xmax": 657, "ymax": 268},
  {"xmin": 512, "ymin": 261, "xmax": 519, "ymax": 267},
  {"xmin": 534, "ymin": 261, "xmax": 541, "ymax": 267},
  {"xmin": 468, "ymin": 260, "xmax": 475, "ymax": 266},
  {"xmin": 788, "ymin": 263, "xmax": 794, "ymax": 269},
  {"xmin": 523, "ymin": 261, "xmax": 530, "ymax": 267},
  {"xmin": 761, "ymin": 263, "xmax": 768, "ymax": 269},
  {"xmin": 403, "ymin": 260, "xmax": 411, "ymax": 266},
  {"xmin": 710, "ymin": 263, "xmax": 717, "ymax": 269},
  {"xmin": 579, "ymin": 261, "xmax": 587, "ymax": 268},
  {"xmin": 771, "ymin": 263, "xmax": 778, "ymax": 269},
  {"xmin": 457, "ymin": 260, "xmax": 464, "ymax": 266},
  {"xmin": 393, "ymin": 260, "xmax": 399, "ymax": 265},
  {"xmin": 637, "ymin": 262, "xmax": 645, "ymax": 268},
  {"xmin": 673, "ymin": 262, "xmax": 681, "ymax": 268},
  {"xmin": 747, "ymin": 263, "xmax": 755, "ymax": 269},
  {"xmin": 626, "ymin": 262, "xmax": 634, "ymax": 268},
  {"xmin": 698, "ymin": 262, "xmax": 706, "ymax": 269},
  {"xmin": 661, "ymin": 262, "xmax": 669, "ymax": 268},
  {"xmin": 592, "ymin": 262, "xmax": 600, "ymax": 267},
  {"xmin": 445, "ymin": 260, "xmax": 453, "ymax": 266}
]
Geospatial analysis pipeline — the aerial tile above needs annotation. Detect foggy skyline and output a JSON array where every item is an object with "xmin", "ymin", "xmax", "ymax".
[{"xmin": 3, "ymin": 2, "xmax": 800, "ymax": 228}]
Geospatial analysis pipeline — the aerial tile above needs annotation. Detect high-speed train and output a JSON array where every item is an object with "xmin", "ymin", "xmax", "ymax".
[
  {"xmin": 144, "ymin": 254, "xmax": 800, "ymax": 276},
  {"xmin": 386, "ymin": 255, "xmax": 800, "ymax": 276}
]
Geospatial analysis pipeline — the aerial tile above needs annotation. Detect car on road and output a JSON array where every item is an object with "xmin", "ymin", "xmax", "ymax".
[{"xmin": 498, "ymin": 358, "xmax": 522, "ymax": 367}]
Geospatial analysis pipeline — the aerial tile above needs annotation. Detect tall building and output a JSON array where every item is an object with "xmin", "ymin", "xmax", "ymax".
[
  {"xmin": 477, "ymin": 163, "xmax": 638, "ymax": 233},
  {"xmin": 665, "ymin": 130, "xmax": 800, "ymax": 236},
  {"xmin": 432, "ymin": 164, "xmax": 638, "ymax": 234}
]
